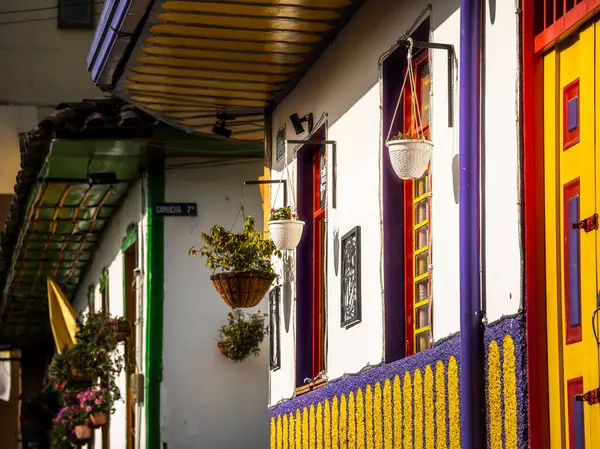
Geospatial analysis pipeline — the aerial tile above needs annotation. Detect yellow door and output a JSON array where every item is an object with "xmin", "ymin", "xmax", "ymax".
[{"xmin": 544, "ymin": 21, "xmax": 600, "ymax": 449}]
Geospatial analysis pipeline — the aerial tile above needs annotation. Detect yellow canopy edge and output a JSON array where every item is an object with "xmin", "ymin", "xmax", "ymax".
[{"xmin": 47, "ymin": 278, "xmax": 78, "ymax": 354}]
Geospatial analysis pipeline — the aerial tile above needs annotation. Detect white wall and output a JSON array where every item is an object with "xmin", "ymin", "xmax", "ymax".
[
  {"xmin": 0, "ymin": 0, "xmax": 104, "ymax": 204},
  {"xmin": 268, "ymin": 0, "xmax": 521, "ymax": 404},
  {"xmin": 73, "ymin": 180, "xmax": 147, "ymax": 449},
  {"xmin": 162, "ymin": 158, "xmax": 270, "ymax": 449},
  {"xmin": 483, "ymin": 0, "xmax": 522, "ymax": 322},
  {"xmin": 0, "ymin": 0, "xmax": 102, "ymax": 106}
]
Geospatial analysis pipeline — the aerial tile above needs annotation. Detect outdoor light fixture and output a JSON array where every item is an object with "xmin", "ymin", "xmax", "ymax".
[
  {"xmin": 289, "ymin": 113, "xmax": 313, "ymax": 135},
  {"xmin": 88, "ymin": 172, "xmax": 118, "ymax": 185},
  {"xmin": 213, "ymin": 114, "xmax": 233, "ymax": 138}
]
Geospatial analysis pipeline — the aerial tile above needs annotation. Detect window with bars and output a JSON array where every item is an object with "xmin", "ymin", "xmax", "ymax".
[
  {"xmin": 533, "ymin": 0, "xmax": 597, "ymax": 51},
  {"xmin": 403, "ymin": 51, "xmax": 432, "ymax": 356},
  {"xmin": 57, "ymin": 0, "xmax": 95, "ymax": 29}
]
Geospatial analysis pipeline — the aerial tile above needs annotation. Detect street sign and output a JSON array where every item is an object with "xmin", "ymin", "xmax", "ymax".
[{"xmin": 154, "ymin": 203, "xmax": 197, "ymax": 217}]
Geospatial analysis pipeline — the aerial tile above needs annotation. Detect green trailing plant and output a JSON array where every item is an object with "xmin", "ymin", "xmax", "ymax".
[
  {"xmin": 48, "ymin": 312, "xmax": 124, "ymax": 387},
  {"xmin": 189, "ymin": 215, "xmax": 281, "ymax": 277},
  {"xmin": 51, "ymin": 406, "xmax": 87, "ymax": 448},
  {"xmin": 218, "ymin": 309, "xmax": 268, "ymax": 363},
  {"xmin": 269, "ymin": 206, "xmax": 298, "ymax": 221},
  {"xmin": 47, "ymin": 311, "xmax": 126, "ymax": 448}
]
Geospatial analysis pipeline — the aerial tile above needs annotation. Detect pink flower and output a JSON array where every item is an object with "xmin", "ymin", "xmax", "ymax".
[
  {"xmin": 95, "ymin": 399, "xmax": 101, "ymax": 405},
  {"xmin": 86, "ymin": 406, "xmax": 92, "ymax": 412}
]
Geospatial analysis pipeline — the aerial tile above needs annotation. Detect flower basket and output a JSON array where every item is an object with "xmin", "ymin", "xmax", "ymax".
[
  {"xmin": 210, "ymin": 270, "xmax": 275, "ymax": 308},
  {"xmin": 89, "ymin": 412, "xmax": 107, "ymax": 428},
  {"xmin": 102, "ymin": 319, "xmax": 131, "ymax": 342},
  {"xmin": 72, "ymin": 424, "xmax": 92, "ymax": 441},
  {"xmin": 62, "ymin": 390, "xmax": 81, "ymax": 406},
  {"xmin": 268, "ymin": 220, "xmax": 305, "ymax": 250},
  {"xmin": 217, "ymin": 342, "xmax": 226, "ymax": 356},
  {"xmin": 70, "ymin": 368, "xmax": 92, "ymax": 383},
  {"xmin": 385, "ymin": 139, "xmax": 433, "ymax": 180}
]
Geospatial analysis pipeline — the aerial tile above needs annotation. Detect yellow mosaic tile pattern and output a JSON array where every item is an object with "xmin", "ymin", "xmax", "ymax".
[
  {"xmin": 270, "ymin": 357, "xmax": 460, "ymax": 448},
  {"xmin": 487, "ymin": 335, "xmax": 519, "ymax": 449},
  {"xmin": 270, "ymin": 334, "xmax": 520, "ymax": 448}
]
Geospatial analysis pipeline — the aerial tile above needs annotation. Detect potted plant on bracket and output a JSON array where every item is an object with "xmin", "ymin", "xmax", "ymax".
[
  {"xmin": 268, "ymin": 205, "xmax": 305, "ymax": 251},
  {"xmin": 52, "ymin": 406, "xmax": 91, "ymax": 447},
  {"xmin": 385, "ymin": 130, "xmax": 433, "ymax": 180},
  {"xmin": 189, "ymin": 215, "xmax": 281, "ymax": 308},
  {"xmin": 77, "ymin": 386, "xmax": 116, "ymax": 428},
  {"xmin": 217, "ymin": 309, "xmax": 268, "ymax": 362}
]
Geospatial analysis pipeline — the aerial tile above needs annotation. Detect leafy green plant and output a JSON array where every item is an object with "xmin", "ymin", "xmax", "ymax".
[
  {"xmin": 51, "ymin": 406, "xmax": 87, "ymax": 448},
  {"xmin": 47, "ymin": 312, "xmax": 124, "ymax": 403},
  {"xmin": 189, "ymin": 215, "xmax": 281, "ymax": 277},
  {"xmin": 269, "ymin": 206, "xmax": 298, "ymax": 221},
  {"xmin": 77, "ymin": 386, "xmax": 119, "ymax": 415},
  {"xmin": 387, "ymin": 131, "xmax": 413, "ymax": 141},
  {"xmin": 218, "ymin": 309, "xmax": 268, "ymax": 363}
]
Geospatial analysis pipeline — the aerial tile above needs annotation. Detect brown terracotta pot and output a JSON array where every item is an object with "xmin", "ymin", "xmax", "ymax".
[
  {"xmin": 89, "ymin": 412, "xmax": 107, "ymax": 428},
  {"xmin": 104, "ymin": 319, "xmax": 132, "ymax": 342},
  {"xmin": 70, "ymin": 368, "xmax": 92, "ymax": 382},
  {"xmin": 73, "ymin": 424, "xmax": 92, "ymax": 441}
]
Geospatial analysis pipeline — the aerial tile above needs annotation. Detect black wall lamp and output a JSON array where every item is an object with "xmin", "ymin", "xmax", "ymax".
[
  {"xmin": 213, "ymin": 114, "xmax": 233, "ymax": 138},
  {"xmin": 289, "ymin": 113, "xmax": 314, "ymax": 135}
]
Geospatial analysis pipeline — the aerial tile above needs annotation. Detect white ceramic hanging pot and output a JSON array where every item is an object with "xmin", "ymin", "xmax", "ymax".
[
  {"xmin": 268, "ymin": 220, "xmax": 305, "ymax": 251},
  {"xmin": 386, "ymin": 139, "xmax": 433, "ymax": 180}
]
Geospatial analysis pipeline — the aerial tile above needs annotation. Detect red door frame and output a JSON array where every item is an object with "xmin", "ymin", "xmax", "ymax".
[
  {"xmin": 403, "ymin": 50, "xmax": 431, "ymax": 356},
  {"xmin": 311, "ymin": 149, "xmax": 326, "ymax": 378},
  {"xmin": 523, "ymin": 0, "xmax": 550, "ymax": 447},
  {"xmin": 524, "ymin": 2, "xmax": 600, "ymax": 447}
]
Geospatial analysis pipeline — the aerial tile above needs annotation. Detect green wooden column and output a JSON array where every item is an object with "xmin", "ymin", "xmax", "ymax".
[{"xmin": 145, "ymin": 158, "xmax": 165, "ymax": 449}]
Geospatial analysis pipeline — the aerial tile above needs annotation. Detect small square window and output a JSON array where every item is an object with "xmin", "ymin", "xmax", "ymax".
[
  {"xmin": 563, "ymin": 79, "xmax": 580, "ymax": 150},
  {"xmin": 567, "ymin": 97, "xmax": 579, "ymax": 132},
  {"xmin": 57, "ymin": 0, "xmax": 95, "ymax": 29}
]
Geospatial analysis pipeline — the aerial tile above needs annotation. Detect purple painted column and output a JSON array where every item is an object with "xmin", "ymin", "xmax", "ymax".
[{"xmin": 458, "ymin": 0, "xmax": 485, "ymax": 447}]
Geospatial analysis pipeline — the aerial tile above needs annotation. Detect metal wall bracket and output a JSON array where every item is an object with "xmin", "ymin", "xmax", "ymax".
[
  {"xmin": 244, "ymin": 179, "xmax": 288, "ymax": 206},
  {"xmin": 397, "ymin": 39, "xmax": 456, "ymax": 127},
  {"xmin": 287, "ymin": 139, "xmax": 337, "ymax": 209}
]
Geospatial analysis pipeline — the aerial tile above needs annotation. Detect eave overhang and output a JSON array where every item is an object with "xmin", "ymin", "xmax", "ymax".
[
  {"xmin": 0, "ymin": 97, "xmax": 263, "ymax": 348},
  {"xmin": 88, "ymin": 0, "xmax": 365, "ymax": 141}
]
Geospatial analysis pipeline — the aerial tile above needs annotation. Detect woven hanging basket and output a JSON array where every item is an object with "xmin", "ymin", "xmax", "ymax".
[
  {"xmin": 386, "ymin": 139, "xmax": 433, "ymax": 180},
  {"xmin": 268, "ymin": 220, "xmax": 305, "ymax": 251},
  {"xmin": 210, "ymin": 270, "xmax": 275, "ymax": 308}
]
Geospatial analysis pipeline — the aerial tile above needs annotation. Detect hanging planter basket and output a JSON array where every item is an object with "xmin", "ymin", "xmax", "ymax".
[
  {"xmin": 71, "ymin": 425, "xmax": 92, "ymax": 443},
  {"xmin": 385, "ymin": 38, "xmax": 433, "ymax": 181},
  {"xmin": 102, "ymin": 319, "xmax": 131, "ymax": 343},
  {"xmin": 385, "ymin": 138, "xmax": 433, "ymax": 180},
  {"xmin": 268, "ymin": 219, "xmax": 305, "ymax": 250},
  {"xmin": 89, "ymin": 412, "xmax": 107, "ymax": 428},
  {"xmin": 210, "ymin": 270, "xmax": 275, "ymax": 308}
]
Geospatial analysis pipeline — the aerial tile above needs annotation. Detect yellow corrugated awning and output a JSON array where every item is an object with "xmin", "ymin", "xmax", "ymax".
[{"xmin": 113, "ymin": 0, "xmax": 363, "ymax": 141}]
